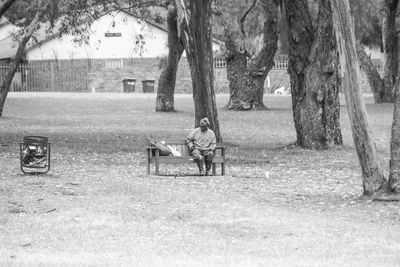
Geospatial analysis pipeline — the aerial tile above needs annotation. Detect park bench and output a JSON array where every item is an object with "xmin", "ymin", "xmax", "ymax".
[{"xmin": 146, "ymin": 140, "xmax": 225, "ymax": 176}]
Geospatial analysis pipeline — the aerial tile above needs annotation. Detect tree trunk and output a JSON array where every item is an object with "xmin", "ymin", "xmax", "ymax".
[
  {"xmin": 356, "ymin": 43, "xmax": 385, "ymax": 103},
  {"xmin": 224, "ymin": 31, "xmax": 252, "ymax": 110},
  {"xmin": 389, "ymin": 86, "xmax": 400, "ymax": 193},
  {"xmin": 285, "ymin": 0, "xmax": 342, "ymax": 149},
  {"xmin": 284, "ymin": 0, "xmax": 314, "ymax": 145},
  {"xmin": 0, "ymin": 10, "xmax": 42, "ymax": 117},
  {"xmin": 225, "ymin": 0, "xmax": 279, "ymax": 111},
  {"xmin": 357, "ymin": 0, "xmax": 399, "ymax": 104},
  {"xmin": 331, "ymin": 0, "xmax": 386, "ymax": 195},
  {"xmin": 155, "ymin": 5, "xmax": 184, "ymax": 112},
  {"xmin": 380, "ymin": 0, "xmax": 399, "ymax": 103},
  {"xmin": 299, "ymin": 0, "xmax": 342, "ymax": 149},
  {"xmin": 175, "ymin": 0, "xmax": 222, "ymax": 142}
]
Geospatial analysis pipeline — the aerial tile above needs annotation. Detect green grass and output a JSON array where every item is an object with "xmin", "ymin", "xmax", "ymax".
[{"xmin": 1, "ymin": 92, "xmax": 400, "ymax": 266}]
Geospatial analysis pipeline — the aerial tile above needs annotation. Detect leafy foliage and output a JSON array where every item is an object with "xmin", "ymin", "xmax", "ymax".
[
  {"xmin": 213, "ymin": 0, "xmax": 269, "ymax": 55},
  {"xmin": 213, "ymin": 0, "xmax": 384, "ymax": 55},
  {"xmin": 350, "ymin": 0, "xmax": 383, "ymax": 48},
  {"xmin": 3, "ymin": 0, "xmax": 168, "ymax": 46}
]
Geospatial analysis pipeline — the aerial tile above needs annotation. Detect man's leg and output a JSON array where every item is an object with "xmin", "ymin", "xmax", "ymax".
[
  {"xmin": 192, "ymin": 149, "xmax": 204, "ymax": 175},
  {"xmin": 204, "ymin": 151, "xmax": 214, "ymax": 176}
]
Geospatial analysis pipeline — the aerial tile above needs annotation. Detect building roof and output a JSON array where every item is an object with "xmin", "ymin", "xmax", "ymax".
[
  {"xmin": 22, "ymin": 10, "xmax": 170, "ymax": 55},
  {"xmin": 0, "ymin": 10, "xmax": 223, "ymax": 60}
]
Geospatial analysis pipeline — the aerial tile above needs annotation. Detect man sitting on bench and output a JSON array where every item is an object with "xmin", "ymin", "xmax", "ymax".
[{"xmin": 186, "ymin": 117, "xmax": 216, "ymax": 176}]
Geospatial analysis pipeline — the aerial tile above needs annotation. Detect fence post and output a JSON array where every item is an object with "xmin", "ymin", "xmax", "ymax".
[
  {"xmin": 51, "ymin": 62, "xmax": 54, "ymax": 91},
  {"xmin": 86, "ymin": 60, "xmax": 89, "ymax": 92}
]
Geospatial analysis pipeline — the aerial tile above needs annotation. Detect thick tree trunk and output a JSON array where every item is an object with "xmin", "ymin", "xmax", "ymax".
[
  {"xmin": 331, "ymin": 0, "xmax": 386, "ymax": 195},
  {"xmin": 0, "ymin": 11, "xmax": 42, "ymax": 117},
  {"xmin": 389, "ymin": 87, "xmax": 400, "ymax": 193},
  {"xmin": 225, "ymin": 0, "xmax": 279, "ymax": 111},
  {"xmin": 380, "ymin": 0, "xmax": 399, "ymax": 103},
  {"xmin": 285, "ymin": 0, "xmax": 342, "ymax": 149},
  {"xmin": 155, "ymin": 5, "xmax": 184, "ymax": 112},
  {"xmin": 176, "ymin": 0, "xmax": 222, "ymax": 142},
  {"xmin": 300, "ymin": 0, "xmax": 342, "ymax": 149},
  {"xmin": 356, "ymin": 43, "xmax": 386, "ymax": 103},
  {"xmin": 284, "ymin": 0, "xmax": 314, "ymax": 145},
  {"xmin": 224, "ymin": 31, "xmax": 252, "ymax": 110}
]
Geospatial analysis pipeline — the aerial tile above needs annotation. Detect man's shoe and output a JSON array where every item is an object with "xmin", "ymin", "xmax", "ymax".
[{"xmin": 206, "ymin": 166, "xmax": 212, "ymax": 176}]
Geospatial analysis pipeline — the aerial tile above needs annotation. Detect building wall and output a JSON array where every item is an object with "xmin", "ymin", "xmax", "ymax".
[
  {"xmin": 364, "ymin": 46, "xmax": 383, "ymax": 59},
  {"xmin": 87, "ymin": 57, "xmax": 230, "ymax": 94},
  {"xmin": 25, "ymin": 12, "xmax": 221, "ymax": 61},
  {"xmin": 88, "ymin": 58, "xmax": 196, "ymax": 93},
  {"xmin": 0, "ymin": 24, "xmax": 19, "ymax": 40},
  {"xmin": 26, "ymin": 12, "xmax": 170, "ymax": 60}
]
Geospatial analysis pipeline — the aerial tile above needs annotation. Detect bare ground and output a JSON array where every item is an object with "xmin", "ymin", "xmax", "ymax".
[{"xmin": 0, "ymin": 93, "xmax": 400, "ymax": 266}]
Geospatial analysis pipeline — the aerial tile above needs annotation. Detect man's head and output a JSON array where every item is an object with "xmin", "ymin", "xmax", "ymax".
[{"xmin": 199, "ymin": 117, "xmax": 210, "ymax": 132}]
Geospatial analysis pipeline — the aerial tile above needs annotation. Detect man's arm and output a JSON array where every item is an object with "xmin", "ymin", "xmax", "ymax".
[
  {"xmin": 186, "ymin": 129, "xmax": 195, "ymax": 150},
  {"xmin": 209, "ymin": 131, "xmax": 216, "ymax": 151}
]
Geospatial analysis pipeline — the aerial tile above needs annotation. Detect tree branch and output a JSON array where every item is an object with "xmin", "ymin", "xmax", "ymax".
[
  {"xmin": 0, "ymin": 0, "xmax": 16, "ymax": 18},
  {"xmin": 238, "ymin": 0, "xmax": 258, "ymax": 36}
]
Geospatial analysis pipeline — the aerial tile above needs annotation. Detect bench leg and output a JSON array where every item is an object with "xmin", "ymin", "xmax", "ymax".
[
  {"xmin": 147, "ymin": 149, "xmax": 152, "ymax": 175},
  {"xmin": 221, "ymin": 163, "xmax": 225, "ymax": 176},
  {"xmin": 212, "ymin": 163, "xmax": 216, "ymax": 175},
  {"xmin": 155, "ymin": 161, "xmax": 159, "ymax": 175}
]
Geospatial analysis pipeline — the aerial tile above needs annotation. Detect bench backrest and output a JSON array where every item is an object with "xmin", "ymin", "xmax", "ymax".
[
  {"xmin": 149, "ymin": 140, "xmax": 223, "ymax": 157},
  {"xmin": 164, "ymin": 141, "xmax": 191, "ymax": 156}
]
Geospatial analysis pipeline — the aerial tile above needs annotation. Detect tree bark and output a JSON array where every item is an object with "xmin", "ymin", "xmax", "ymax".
[
  {"xmin": 155, "ymin": 5, "xmax": 184, "ymax": 112},
  {"xmin": 0, "ymin": 10, "xmax": 43, "ymax": 117},
  {"xmin": 224, "ymin": 30, "xmax": 252, "ymax": 110},
  {"xmin": 331, "ymin": 0, "xmax": 386, "ymax": 195},
  {"xmin": 284, "ymin": 0, "xmax": 342, "ymax": 149},
  {"xmin": 380, "ymin": 0, "xmax": 399, "ymax": 103},
  {"xmin": 225, "ymin": 0, "xmax": 279, "ymax": 111},
  {"xmin": 389, "ymin": 86, "xmax": 400, "ymax": 193},
  {"xmin": 284, "ymin": 0, "xmax": 314, "ymax": 145},
  {"xmin": 300, "ymin": 0, "xmax": 342, "ymax": 149},
  {"xmin": 356, "ymin": 0, "xmax": 399, "ymax": 104},
  {"xmin": 176, "ymin": 0, "xmax": 222, "ymax": 142},
  {"xmin": 356, "ymin": 42, "xmax": 385, "ymax": 103},
  {"xmin": 0, "ymin": 0, "xmax": 16, "ymax": 17}
]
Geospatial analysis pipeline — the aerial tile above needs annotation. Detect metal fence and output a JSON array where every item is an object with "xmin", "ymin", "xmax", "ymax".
[
  {"xmin": 0, "ymin": 56, "xmax": 384, "ymax": 93},
  {"xmin": 214, "ymin": 54, "xmax": 383, "ymax": 73},
  {"xmin": 0, "ymin": 60, "xmax": 89, "ymax": 92},
  {"xmin": 213, "ymin": 55, "xmax": 289, "ymax": 70}
]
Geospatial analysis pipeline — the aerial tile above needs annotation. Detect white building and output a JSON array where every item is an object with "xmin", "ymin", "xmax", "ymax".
[
  {"xmin": 24, "ymin": 11, "xmax": 221, "ymax": 61},
  {"xmin": 26, "ymin": 12, "xmax": 168, "ymax": 60},
  {"xmin": 0, "ymin": 22, "xmax": 19, "ymax": 60}
]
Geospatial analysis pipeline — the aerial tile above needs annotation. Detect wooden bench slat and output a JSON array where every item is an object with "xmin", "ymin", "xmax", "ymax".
[
  {"xmin": 149, "ymin": 155, "xmax": 224, "ymax": 164},
  {"xmin": 150, "ymin": 156, "xmax": 193, "ymax": 164}
]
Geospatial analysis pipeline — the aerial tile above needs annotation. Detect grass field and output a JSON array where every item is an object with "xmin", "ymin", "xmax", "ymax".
[{"xmin": 1, "ymin": 92, "xmax": 400, "ymax": 266}]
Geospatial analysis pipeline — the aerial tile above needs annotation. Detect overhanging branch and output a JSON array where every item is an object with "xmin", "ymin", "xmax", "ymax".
[{"xmin": 238, "ymin": 0, "xmax": 258, "ymax": 36}]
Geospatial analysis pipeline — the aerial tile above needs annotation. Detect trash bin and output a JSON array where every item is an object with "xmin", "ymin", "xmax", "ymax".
[
  {"xmin": 142, "ymin": 79, "xmax": 155, "ymax": 93},
  {"xmin": 122, "ymin": 78, "xmax": 136, "ymax": 93},
  {"xmin": 20, "ymin": 136, "xmax": 51, "ymax": 174}
]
